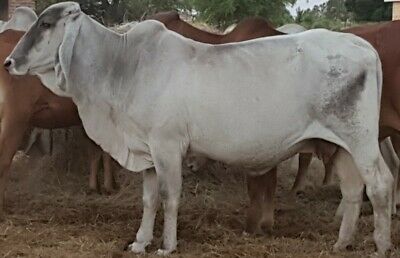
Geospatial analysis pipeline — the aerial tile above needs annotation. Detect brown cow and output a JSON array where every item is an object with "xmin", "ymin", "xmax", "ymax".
[
  {"xmin": 0, "ymin": 30, "xmax": 118, "ymax": 219},
  {"xmin": 293, "ymin": 22, "xmax": 400, "ymax": 203},
  {"xmin": 147, "ymin": 11, "xmax": 284, "ymax": 43}
]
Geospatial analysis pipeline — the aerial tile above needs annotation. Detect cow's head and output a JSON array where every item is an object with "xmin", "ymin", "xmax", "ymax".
[{"xmin": 4, "ymin": 2, "xmax": 82, "ymax": 84}]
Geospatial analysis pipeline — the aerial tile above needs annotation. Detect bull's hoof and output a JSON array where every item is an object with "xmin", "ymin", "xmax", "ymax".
[
  {"xmin": 127, "ymin": 241, "xmax": 147, "ymax": 254},
  {"xmin": 156, "ymin": 248, "xmax": 175, "ymax": 256},
  {"xmin": 333, "ymin": 240, "xmax": 352, "ymax": 253},
  {"xmin": 375, "ymin": 240, "xmax": 392, "ymax": 258}
]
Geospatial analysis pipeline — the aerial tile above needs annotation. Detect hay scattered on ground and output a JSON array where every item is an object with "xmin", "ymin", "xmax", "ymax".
[{"xmin": 1, "ymin": 130, "xmax": 399, "ymax": 257}]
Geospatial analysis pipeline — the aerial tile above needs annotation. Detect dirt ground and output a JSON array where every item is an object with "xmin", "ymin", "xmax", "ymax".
[{"xmin": 0, "ymin": 128, "xmax": 399, "ymax": 258}]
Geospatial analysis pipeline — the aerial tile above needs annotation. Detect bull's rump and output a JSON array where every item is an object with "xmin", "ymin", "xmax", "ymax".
[{"xmin": 174, "ymin": 30, "xmax": 379, "ymax": 166}]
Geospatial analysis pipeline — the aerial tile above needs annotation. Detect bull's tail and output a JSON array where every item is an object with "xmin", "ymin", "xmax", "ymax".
[{"xmin": 375, "ymin": 50, "xmax": 383, "ymax": 113}]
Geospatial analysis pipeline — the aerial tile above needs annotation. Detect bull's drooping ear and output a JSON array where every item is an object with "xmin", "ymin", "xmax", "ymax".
[
  {"xmin": 63, "ymin": 3, "xmax": 81, "ymax": 18},
  {"xmin": 55, "ymin": 13, "xmax": 83, "ymax": 91}
]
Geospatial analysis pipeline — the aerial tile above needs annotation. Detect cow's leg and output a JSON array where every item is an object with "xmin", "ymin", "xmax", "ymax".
[
  {"xmin": 331, "ymin": 149, "xmax": 364, "ymax": 251},
  {"xmin": 379, "ymin": 137, "xmax": 399, "ymax": 214},
  {"xmin": 322, "ymin": 159, "xmax": 335, "ymax": 185},
  {"xmin": 87, "ymin": 143, "xmax": 101, "ymax": 194},
  {"xmin": 245, "ymin": 174, "xmax": 265, "ymax": 235},
  {"xmin": 128, "ymin": 169, "xmax": 159, "ymax": 253},
  {"xmin": 390, "ymin": 135, "xmax": 400, "ymax": 207},
  {"xmin": 245, "ymin": 168, "xmax": 277, "ymax": 235},
  {"xmin": 291, "ymin": 153, "xmax": 312, "ymax": 194},
  {"xmin": 260, "ymin": 167, "xmax": 277, "ymax": 233},
  {"xmin": 0, "ymin": 119, "xmax": 28, "ymax": 220},
  {"xmin": 342, "ymin": 147, "xmax": 393, "ymax": 255},
  {"xmin": 102, "ymin": 152, "xmax": 117, "ymax": 194}
]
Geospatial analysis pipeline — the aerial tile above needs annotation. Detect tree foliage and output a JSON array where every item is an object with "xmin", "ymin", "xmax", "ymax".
[
  {"xmin": 187, "ymin": 0, "xmax": 295, "ymax": 28},
  {"xmin": 36, "ymin": 0, "xmax": 295, "ymax": 27},
  {"xmin": 345, "ymin": 0, "xmax": 391, "ymax": 22},
  {"xmin": 35, "ymin": 0, "xmax": 393, "ymax": 28},
  {"xmin": 295, "ymin": 0, "xmax": 350, "ymax": 30},
  {"xmin": 0, "ymin": 0, "xmax": 8, "ymax": 20},
  {"xmin": 36, "ymin": 0, "xmax": 188, "ymax": 25}
]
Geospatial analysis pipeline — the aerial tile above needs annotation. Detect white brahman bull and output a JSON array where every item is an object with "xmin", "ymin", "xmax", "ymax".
[{"xmin": 5, "ymin": 2, "xmax": 392, "ymax": 256}]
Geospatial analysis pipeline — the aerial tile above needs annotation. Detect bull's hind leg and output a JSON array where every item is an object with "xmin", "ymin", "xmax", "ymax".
[
  {"xmin": 347, "ymin": 146, "xmax": 393, "ymax": 255},
  {"xmin": 331, "ymin": 148, "xmax": 364, "ymax": 251}
]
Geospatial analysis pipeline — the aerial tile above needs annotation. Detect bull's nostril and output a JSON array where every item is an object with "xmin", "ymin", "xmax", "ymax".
[{"xmin": 4, "ymin": 59, "xmax": 12, "ymax": 69}]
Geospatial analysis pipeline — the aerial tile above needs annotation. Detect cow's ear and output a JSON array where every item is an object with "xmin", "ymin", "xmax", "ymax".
[{"xmin": 56, "ymin": 14, "xmax": 82, "ymax": 91}]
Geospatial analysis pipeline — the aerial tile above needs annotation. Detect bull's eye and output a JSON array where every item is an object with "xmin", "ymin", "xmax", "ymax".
[{"xmin": 40, "ymin": 22, "xmax": 51, "ymax": 29}]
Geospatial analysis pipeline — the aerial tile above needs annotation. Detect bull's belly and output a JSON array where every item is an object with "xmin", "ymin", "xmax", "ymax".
[{"xmin": 188, "ymin": 124, "xmax": 307, "ymax": 170}]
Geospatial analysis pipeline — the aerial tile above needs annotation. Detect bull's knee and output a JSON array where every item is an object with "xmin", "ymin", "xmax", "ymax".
[{"xmin": 143, "ymin": 191, "xmax": 158, "ymax": 210}]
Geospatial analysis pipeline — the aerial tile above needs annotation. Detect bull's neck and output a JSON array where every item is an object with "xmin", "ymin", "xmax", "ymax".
[
  {"xmin": 70, "ymin": 15, "xmax": 145, "ymax": 104},
  {"xmin": 80, "ymin": 15, "xmax": 126, "ymax": 58}
]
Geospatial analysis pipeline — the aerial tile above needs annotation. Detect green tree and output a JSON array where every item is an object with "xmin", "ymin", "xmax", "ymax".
[
  {"xmin": 187, "ymin": 0, "xmax": 295, "ymax": 29},
  {"xmin": 345, "ymin": 0, "xmax": 391, "ymax": 22},
  {"xmin": 36, "ymin": 0, "xmax": 188, "ymax": 25},
  {"xmin": 0, "ymin": 0, "xmax": 8, "ymax": 20},
  {"xmin": 295, "ymin": 0, "xmax": 353, "ymax": 30}
]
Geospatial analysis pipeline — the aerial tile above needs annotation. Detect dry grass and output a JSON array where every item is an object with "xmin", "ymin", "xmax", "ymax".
[{"xmin": 0, "ymin": 128, "xmax": 400, "ymax": 257}]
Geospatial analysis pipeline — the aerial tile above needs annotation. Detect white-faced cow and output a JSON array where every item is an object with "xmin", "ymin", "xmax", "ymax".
[{"xmin": 5, "ymin": 2, "xmax": 392, "ymax": 256}]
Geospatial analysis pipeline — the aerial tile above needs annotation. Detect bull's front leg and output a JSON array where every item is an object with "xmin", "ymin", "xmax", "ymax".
[
  {"xmin": 129, "ymin": 135, "xmax": 184, "ymax": 255},
  {"xmin": 151, "ymin": 137, "xmax": 183, "ymax": 255},
  {"xmin": 0, "ymin": 118, "xmax": 28, "ymax": 220},
  {"xmin": 128, "ymin": 169, "xmax": 159, "ymax": 253}
]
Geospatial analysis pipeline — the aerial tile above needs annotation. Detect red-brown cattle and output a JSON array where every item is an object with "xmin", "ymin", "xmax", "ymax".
[
  {"xmin": 0, "ymin": 30, "xmax": 117, "ymax": 219},
  {"xmin": 147, "ymin": 11, "xmax": 284, "ymax": 43}
]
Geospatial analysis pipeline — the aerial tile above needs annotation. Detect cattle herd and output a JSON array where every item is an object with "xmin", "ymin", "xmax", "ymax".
[{"xmin": 1, "ymin": 1, "xmax": 400, "ymax": 256}]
